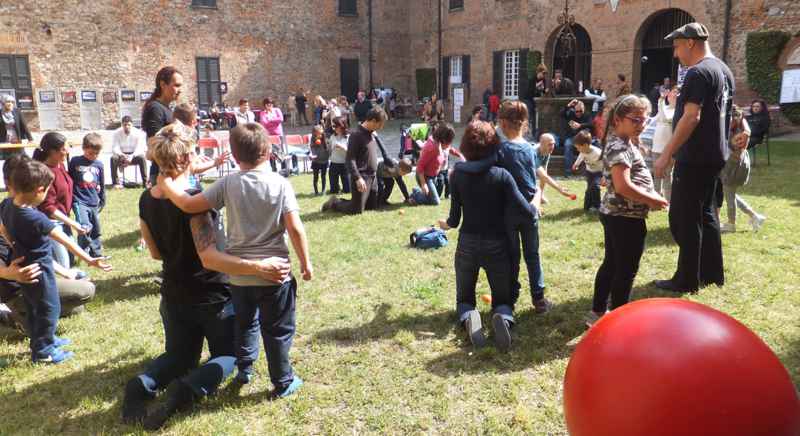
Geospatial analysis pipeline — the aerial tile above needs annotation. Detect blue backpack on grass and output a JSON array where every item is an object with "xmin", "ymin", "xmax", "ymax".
[{"xmin": 410, "ymin": 226, "xmax": 448, "ymax": 250}]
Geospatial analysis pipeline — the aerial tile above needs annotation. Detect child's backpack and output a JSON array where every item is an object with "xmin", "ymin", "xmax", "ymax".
[{"xmin": 410, "ymin": 226, "xmax": 448, "ymax": 250}]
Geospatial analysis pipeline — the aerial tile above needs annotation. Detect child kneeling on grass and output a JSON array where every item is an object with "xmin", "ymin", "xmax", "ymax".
[
  {"xmin": 158, "ymin": 122, "xmax": 312, "ymax": 399},
  {"xmin": 0, "ymin": 159, "xmax": 111, "ymax": 364},
  {"xmin": 438, "ymin": 121, "xmax": 537, "ymax": 352},
  {"xmin": 585, "ymin": 95, "xmax": 668, "ymax": 330}
]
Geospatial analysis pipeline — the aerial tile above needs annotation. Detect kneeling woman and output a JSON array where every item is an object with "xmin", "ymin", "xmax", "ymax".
[
  {"xmin": 438, "ymin": 121, "xmax": 536, "ymax": 352},
  {"xmin": 123, "ymin": 125, "xmax": 290, "ymax": 430}
]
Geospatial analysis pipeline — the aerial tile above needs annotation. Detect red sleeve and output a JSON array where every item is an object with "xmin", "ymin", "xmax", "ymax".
[
  {"xmin": 39, "ymin": 179, "xmax": 60, "ymax": 217},
  {"xmin": 417, "ymin": 140, "xmax": 435, "ymax": 174}
]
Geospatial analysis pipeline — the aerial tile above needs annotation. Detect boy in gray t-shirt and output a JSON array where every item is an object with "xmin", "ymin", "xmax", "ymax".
[{"xmin": 159, "ymin": 123, "xmax": 312, "ymax": 399}]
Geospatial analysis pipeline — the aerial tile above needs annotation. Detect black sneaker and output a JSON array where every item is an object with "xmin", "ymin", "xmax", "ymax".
[
  {"xmin": 142, "ymin": 380, "xmax": 196, "ymax": 431},
  {"xmin": 464, "ymin": 310, "xmax": 486, "ymax": 348},
  {"xmin": 533, "ymin": 297, "xmax": 553, "ymax": 314},
  {"xmin": 121, "ymin": 377, "xmax": 151, "ymax": 425},
  {"xmin": 492, "ymin": 313, "xmax": 512, "ymax": 353},
  {"xmin": 654, "ymin": 279, "xmax": 696, "ymax": 294}
]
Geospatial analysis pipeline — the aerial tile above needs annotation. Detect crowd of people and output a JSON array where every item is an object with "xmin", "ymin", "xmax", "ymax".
[{"xmin": 0, "ymin": 21, "xmax": 779, "ymax": 431}]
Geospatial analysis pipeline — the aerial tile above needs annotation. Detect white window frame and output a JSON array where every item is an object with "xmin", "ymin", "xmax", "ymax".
[
  {"xmin": 503, "ymin": 50, "xmax": 520, "ymax": 100},
  {"xmin": 450, "ymin": 56, "xmax": 463, "ymax": 84}
]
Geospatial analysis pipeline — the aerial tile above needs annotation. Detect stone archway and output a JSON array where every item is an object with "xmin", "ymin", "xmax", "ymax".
[
  {"xmin": 633, "ymin": 8, "xmax": 694, "ymax": 93},
  {"xmin": 545, "ymin": 23, "xmax": 592, "ymax": 88}
]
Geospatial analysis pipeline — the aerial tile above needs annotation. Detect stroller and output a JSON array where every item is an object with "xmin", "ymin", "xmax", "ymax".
[{"xmin": 398, "ymin": 123, "xmax": 430, "ymax": 164}]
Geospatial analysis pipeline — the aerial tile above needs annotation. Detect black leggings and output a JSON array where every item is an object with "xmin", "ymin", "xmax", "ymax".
[
  {"xmin": 312, "ymin": 162, "xmax": 328, "ymax": 194},
  {"xmin": 592, "ymin": 214, "xmax": 647, "ymax": 313}
]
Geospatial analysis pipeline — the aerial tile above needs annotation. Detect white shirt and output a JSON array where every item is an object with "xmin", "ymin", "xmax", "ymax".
[
  {"xmin": 652, "ymin": 98, "xmax": 675, "ymax": 154},
  {"xmin": 584, "ymin": 89, "xmax": 607, "ymax": 113},
  {"xmin": 575, "ymin": 145, "xmax": 604, "ymax": 173},
  {"xmin": 234, "ymin": 108, "xmax": 255, "ymax": 124},
  {"xmin": 112, "ymin": 126, "xmax": 146, "ymax": 157}
]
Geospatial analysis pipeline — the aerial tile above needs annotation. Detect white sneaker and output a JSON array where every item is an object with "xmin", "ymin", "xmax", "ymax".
[
  {"xmin": 720, "ymin": 223, "xmax": 736, "ymax": 233},
  {"xmin": 750, "ymin": 214, "xmax": 766, "ymax": 232}
]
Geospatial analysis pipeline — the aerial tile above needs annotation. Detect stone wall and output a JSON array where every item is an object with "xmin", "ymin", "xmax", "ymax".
[
  {"xmin": 1, "ymin": 0, "xmax": 798, "ymax": 132},
  {"xmin": 0, "ymin": 0, "xmax": 381, "ymax": 130}
]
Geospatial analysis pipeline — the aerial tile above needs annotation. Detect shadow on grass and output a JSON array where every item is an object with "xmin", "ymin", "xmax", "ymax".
[
  {"xmin": 302, "ymin": 201, "xmax": 410, "ymax": 224},
  {"xmin": 0, "ymin": 351, "xmax": 150, "ymax": 434},
  {"xmin": 541, "ymin": 207, "xmax": 595, "ymax": 222},
  {"xmin": 103, "ymin": 230, "xmax": 141, "ymax": 250},
  {"xmin": 90, "ymin": 272, "xmax": 160, "ymax": 304}
]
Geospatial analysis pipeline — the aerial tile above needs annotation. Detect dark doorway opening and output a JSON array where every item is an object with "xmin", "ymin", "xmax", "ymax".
[
  {"xmin": 638, "ymin": 9, "xmax": 694, "ymax": 93},
  {"xmin": 340, "ymin": 58, "xmax": 360, "ymax": 103}
]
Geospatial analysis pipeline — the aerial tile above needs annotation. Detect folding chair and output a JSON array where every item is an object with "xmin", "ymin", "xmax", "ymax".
[
  {"xmin": 197, "ymin": 136, "xmax": 225, "ymax": 178},
  {"xmin": 286, "ymin": 134, "xmax": 310, "ymax": 173}
]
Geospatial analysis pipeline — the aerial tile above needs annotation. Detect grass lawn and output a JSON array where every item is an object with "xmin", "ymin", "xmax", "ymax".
[{"xmin": 1, "ymin": 141, "xmax": 798, "ymax": 435}]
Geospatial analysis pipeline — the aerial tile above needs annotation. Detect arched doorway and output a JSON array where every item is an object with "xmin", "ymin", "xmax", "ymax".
[
  {"xmin": 551, "ymin": 24, "xmax": 592, "ymax": 89},
  {"xmin": 635, "ymin": 9, "xmax": 694, "ymax": 93}
]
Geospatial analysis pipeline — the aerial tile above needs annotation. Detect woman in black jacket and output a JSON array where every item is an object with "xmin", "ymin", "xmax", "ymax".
[
  {"xmin": 0, "ymin": 94, "xmax": 33, "ymax": 159},
  {"xmin": 746, "ymin": 99, "xmax": 770, "ymax": 149}
]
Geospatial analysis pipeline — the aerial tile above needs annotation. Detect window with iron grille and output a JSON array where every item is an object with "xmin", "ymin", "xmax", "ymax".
[{"xmin": 503, "ymin": 50, "xmax": 520, "ymax": 99}]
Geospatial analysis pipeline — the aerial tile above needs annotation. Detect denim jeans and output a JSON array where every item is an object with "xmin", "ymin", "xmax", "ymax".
[
  {"xmin": 507, "ymin": 216, "xmax": 545, "ymax": 304},
  {"xmin": 138, "ymin": 298, "xmax": 236, "ymax": 397},
  {"xmin": 454, "ymin": 233, "xmax": 514, "ymax": 324},
  {"xmin": 584, "ymin": 170, "xmax": 602, "ymax": 210},
  {"xmin": 73, "ymin": 202, "xmax": 103, "ymax": 257},
  {"xmin": 20, "ymin": 263, "xmax": 59, "ymax": 360},
  {"xmin": 723, "ymin": 184, "xmax": 757, "ymax": 224},
  {"xmin": 50, "ymin": 221, "xmax": 72, "ymax": 269},
  {"xmin": 328, "ymin": 163, "xmax": 350, "ymax": 194},
  {"xmin": 593, "ymin": 214, "xmax": 646, "ymax": 313},
  {"xmin": 410, "ymin": 177, "xmax": 440, "ymax": 205},
  {"xmin": 231, "ymin": 278, "xmax": 297, "ymax": 390},
  {"xmin": 563, "ymin": 137, "xmax": 576, "ymax": 176}
]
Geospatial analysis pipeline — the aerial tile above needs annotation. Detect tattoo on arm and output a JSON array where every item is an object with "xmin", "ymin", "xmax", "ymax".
[{"xmin": 190, "ymin": 213, "xmax": 217, "ymax": 252}]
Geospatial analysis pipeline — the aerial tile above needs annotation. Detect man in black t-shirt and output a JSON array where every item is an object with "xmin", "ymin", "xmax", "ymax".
[
  {"xmin": 141, "ymin": 67, "xmax": 183, "ymax": 184},
  {"xmin": 654, "ymin": 23, "xmax": 740, "ymax": 294}
]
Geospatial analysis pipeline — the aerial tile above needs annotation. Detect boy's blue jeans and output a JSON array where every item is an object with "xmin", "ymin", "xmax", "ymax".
[
  {"xmin": 563, "ymin": 137, "xmax": 576, "ymax": 176},
  {"xmin": 410, "ymin": 177, "xmax": 440, "ymax": 205},
  {"xmin": 454, "ymin": 233, "xmax": 514, "ymax": 325},
  {"xmin": 507, "ymin": 216, "xmax": 546, "ymax": 304},
  {"xmin": 138, "ymin": 298, "xmax": 236, "ymax": 397},
  {"xmin": 232, "ymin": 278, "xmax": 297, "ymax": 391},
  {"xmin": 21, "ymin": 264, "xmax": 60, "ymax": 360},
  {"xmin": 73, "ymin": 202, "xmax": 103, "ymax": 257}
]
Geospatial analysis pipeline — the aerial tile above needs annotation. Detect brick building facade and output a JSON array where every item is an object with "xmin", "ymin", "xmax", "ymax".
[{"xmin": 1, "ymin": 0, "xmax": 798, "ymax": 130}]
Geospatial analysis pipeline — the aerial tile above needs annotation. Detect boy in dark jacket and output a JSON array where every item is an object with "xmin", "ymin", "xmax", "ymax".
[{"xmin": 69, "ymin": 133, "xmax": 106, "ymax": 257}]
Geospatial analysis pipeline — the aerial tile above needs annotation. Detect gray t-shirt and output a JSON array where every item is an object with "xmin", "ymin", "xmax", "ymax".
[{"xmin": 202, "ymin": 166, "xmax": 300, "ymax": 286}]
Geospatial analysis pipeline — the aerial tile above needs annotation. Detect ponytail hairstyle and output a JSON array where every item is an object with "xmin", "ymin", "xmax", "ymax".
[
  {"xmin": 498, "ymin": 99, "xmax": 529, "ymax": 134},
  {"xmin": 33, "ymin": 131, "xmax": 67, "ymax": 162},
  {"xmin": 142, "ymin": 66, "xmax": 180, "ymax": 117},
  {"xmin": 601, "ymin": 94, "xmax": 650, "ymax": 147}
]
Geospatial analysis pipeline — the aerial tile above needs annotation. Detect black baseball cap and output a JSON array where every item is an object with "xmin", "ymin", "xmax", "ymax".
[{"xmin": 664, "ymin": 22, "xmax": 709, "ymax": 41}]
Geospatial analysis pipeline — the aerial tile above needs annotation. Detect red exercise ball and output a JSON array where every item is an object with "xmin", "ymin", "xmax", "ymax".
[{"xmin": 564, "ymin": 298, "xmax": 800, "ymax": 436}]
